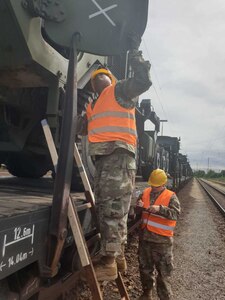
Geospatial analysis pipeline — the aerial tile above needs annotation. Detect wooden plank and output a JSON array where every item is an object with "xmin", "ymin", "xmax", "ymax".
[
  {"xmin": 73, "ymin": 143, "xmax": 95, "ymax": 204},
  {"xmin": 0, "ymin": 186, "xmax": 52, "ymax": 197},
  {"xmin": 0, "ymin": 199, "xmax": 45, "ymax": 210},
  {"xmin": 0, "ymin": 206, "xmax": 29, "ymax": 216},
  {"xmin": 13, "ymin": 198, "xmax": 51, "ymax": 205},
  {"xmin": 68, "ymin": 198, "xmax": 90, "ymax": 266},
  {"xmin": 41, "ymin": 119, "xmax": 58, "ymax": 171},
  {"xmin": 83, "ymin": 264, "xmax": 103, "ymax": 300},
  {"xmin": 76, "ymin": 202, "xmax": 92, "ymax": 212}
]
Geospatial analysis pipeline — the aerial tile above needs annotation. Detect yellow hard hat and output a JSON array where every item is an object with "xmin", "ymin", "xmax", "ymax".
[
  {"xmin": 148, "ymin": 169, "xmax": 167, "ymax": 187},
  {"xmin": 91, "ymin": 68, "xmax": 116, "ymax": 85}
]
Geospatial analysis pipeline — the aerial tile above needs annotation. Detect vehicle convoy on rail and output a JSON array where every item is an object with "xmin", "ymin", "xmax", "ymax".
[{"xmin": 0, "ymin": 0, "xmax": 192, "ymax": 299}]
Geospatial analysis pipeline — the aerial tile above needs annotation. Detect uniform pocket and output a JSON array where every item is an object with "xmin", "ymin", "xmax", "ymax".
[{"xmin": 126, "ymin": 155, "xmax": 136, "ymax": 170}]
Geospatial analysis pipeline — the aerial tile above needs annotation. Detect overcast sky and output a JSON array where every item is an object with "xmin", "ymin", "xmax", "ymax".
[{"xmin": 140, "ymin": 0, "xmax": 225, "ymax": 171}]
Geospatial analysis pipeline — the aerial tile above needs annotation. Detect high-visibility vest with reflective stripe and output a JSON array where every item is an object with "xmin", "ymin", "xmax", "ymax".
[
  {"xmin": 141, "ymin": 187, "xmax": 176, "ymax": 237},
  {"xmin": 86, "ymin": 85, "xmax": 137, "ymax": 146}
]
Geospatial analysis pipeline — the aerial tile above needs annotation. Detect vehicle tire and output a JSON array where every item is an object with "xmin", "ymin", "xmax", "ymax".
[
  {"xmin": 0, "ymin": 280, "xmax": 19, "ymax": 299},
  {"xmin": 6, "ymin": 152, "xmax": 49, "ymax": 178},
  {"xmin": 70, "ymin": 164, "xmax": 84, "ymax": 191}
]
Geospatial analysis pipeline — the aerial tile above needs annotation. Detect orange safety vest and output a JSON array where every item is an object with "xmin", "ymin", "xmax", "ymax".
[
  {"xmin": 86, "ymin": 85, "xmax": 137, "ymax": 146},
  {"xmin": 141, "ymin": 187, "xmax": 176, "ymax": 237}
]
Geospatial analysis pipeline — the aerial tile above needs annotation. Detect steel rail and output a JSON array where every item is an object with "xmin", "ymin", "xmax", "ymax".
[
  {"xmin": 200, "ymin": 179, "xmax": 225, "ymax": 196},
  {"xmin": 197, "ymin": 179, "xmax": 225, "ymax": 217},
  {"xmin": 210, "ymin": 180, "xmax": 225, "ymax": 187}
]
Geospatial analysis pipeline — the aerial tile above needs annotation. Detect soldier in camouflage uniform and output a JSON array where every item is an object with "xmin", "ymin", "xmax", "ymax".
[
  {"xmin": 80, "ymin": 35, "xmax": 151, "ymax": 281},
  {"xmin": 136, "ymin": 169, "xmax": 180, "ymax": 300}
]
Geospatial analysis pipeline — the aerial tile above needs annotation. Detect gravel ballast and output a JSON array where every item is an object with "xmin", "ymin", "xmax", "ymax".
[{"xmin": 79, "ymin": 178, "xmax": 225, "ymax": 299}]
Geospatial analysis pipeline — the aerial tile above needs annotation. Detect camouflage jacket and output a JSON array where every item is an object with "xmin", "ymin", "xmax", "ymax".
[
  {"xmin": 138, "ymin": 187, "xmax": 181, "ymax": 244},
  {"xmin": 78, "ymin": 50, "xmax": 152, "ymax": 156}
]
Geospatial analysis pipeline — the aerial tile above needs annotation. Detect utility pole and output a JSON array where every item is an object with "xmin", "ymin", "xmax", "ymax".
[{"xmin": 160, "ymin": 120, "xmax": 168, "ymax": 136}]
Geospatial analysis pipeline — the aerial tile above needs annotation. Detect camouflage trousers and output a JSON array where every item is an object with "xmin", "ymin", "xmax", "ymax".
[
  {"xmin": 138, "ymin": 239, "xmax": 174, "ymax": 300},
  {"xmin": 94, "ymin": 150, "xmax": 136, "ymax": 257}
]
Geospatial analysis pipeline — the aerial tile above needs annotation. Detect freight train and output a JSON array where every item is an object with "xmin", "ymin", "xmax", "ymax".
[{"xmin": 0, "ymin": 1, "xmax": 192, "ymax": 298}]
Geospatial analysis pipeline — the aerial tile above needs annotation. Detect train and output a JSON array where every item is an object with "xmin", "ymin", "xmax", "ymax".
[{"xmin": 0, "ymin": 1, "xmax": 192, "ymax": 299}]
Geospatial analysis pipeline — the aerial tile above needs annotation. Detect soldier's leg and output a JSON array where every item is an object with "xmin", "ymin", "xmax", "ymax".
[
  {"xmin": 95, "ymin": 151, "xmax": 135, "ymax": 257},
  {"xmin": 154, "ymin": 244, "xmax": 174, "ymax": 300},
  {"xmin": 116, "ymin": 189, "xmax": 134, "ymax": 272},
  {"xmin": 138, "ymin": 240, "xmax": 155, "ymax": 292},
  {"xmin": 92, "ymin": 157, "xmax": 118, "ymax": 280}
]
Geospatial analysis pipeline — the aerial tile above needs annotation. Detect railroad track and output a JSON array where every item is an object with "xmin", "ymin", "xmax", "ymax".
[
  {"xmin": 198, "ymin": 178, "xmax": 225, "ymax": 217},
  {"xmin": 210, "ymin": 179, "xmax": 225, "ymax": 187}
]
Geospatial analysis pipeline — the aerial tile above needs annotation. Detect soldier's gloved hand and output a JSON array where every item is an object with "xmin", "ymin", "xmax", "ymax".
[
  {"xmin": 136, "ymin": 199, "xmax": 144, "ymax": 208},
  {"xmin": 147, "ymin": 205, "xmax": 160, "ymax": 213},
  {"xmin": 136, "ymin": 199, "xmax": 144, "ymax": 215},
  {"xmin": 128, "ymin": 32, "xmax": 142, "ymax": 50}
]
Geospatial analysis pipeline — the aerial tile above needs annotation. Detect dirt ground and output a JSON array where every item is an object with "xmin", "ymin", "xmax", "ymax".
[{"xmin": 78, "ymin": 178, "xmax": 225, "ymax": 299}]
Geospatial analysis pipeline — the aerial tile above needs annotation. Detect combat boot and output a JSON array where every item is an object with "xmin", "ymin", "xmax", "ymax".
[
  {"xmin": 116, "ymin": 255, "xmax": 127, "ymax": 273},
  {"xmin": 94, "ymin": 256, "xmax": 118, "ymax": 281},
  {"xmin": 138, "ymin": 289, "xmax": 153, "ymax": 300},
  {"xmin": 116, "ymin": 244, "xmax": 127, "ymax": 273}
]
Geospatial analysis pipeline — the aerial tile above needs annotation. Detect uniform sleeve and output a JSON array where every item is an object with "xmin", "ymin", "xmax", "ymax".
[
  {"xmin": 159, "ymin": 194, "xmax": 181, "ymax": 220},
  {"xmin": 135, "ymin": 192, "xmax": 144, "ymax": 215},
  {"xmin": 114, "ymin": 50, "xmax": 152, "ymax": 109}
]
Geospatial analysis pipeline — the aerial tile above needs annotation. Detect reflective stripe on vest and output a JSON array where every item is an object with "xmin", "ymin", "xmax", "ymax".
[
  {"xmin": 142, "ymin": 219, "xmax": 176, "ymax": 231},
  {"xmin": 141, "ymin": 187, "xmax": 176, "ymax": 237},
  {"xmin": 89, "ymin": 111, "xmax": 135, "ymax": 122},
  {"xmin": 86, "ymin": 85, "xmax": 137, "ymax": 145}
]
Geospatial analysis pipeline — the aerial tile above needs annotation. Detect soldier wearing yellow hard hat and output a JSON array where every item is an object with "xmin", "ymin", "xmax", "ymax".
[
  {"xmin": 91, "ymin": 68, "xmax": 116, "ymax": 86},
  {"xmin": 136, "ymin": 169, "xmax": 181, "ymax": 300},
  {"xmin": 78, "ymin": 34, "xmax": 152, "ymax": 282},
  {"xmin": 148, "ymin": 168, "xmax": 168, "ymax": 187}
]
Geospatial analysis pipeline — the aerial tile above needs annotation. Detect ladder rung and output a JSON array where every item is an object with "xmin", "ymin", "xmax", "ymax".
[{"xmin": 76, "ymin": 202, "xmax": 92, "ymax": 212}]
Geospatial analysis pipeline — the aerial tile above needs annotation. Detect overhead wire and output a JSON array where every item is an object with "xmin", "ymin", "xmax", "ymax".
[
  {"xmin": 142, "ymin": 40, "xmax": 225, "ymax": 162},
  {"xmin": 142, "ymin": 38, "xmax": 192, "ymax": 160},
  {"xmin": 141, "ymin": 39, "xmax": 200, "ymax": 162},
  {"xmin": 142, "ymin": 38, "xmax": 178, "ymax": 137}
]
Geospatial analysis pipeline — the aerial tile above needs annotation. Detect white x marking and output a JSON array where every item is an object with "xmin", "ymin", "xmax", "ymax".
[{"xmin": 89, "ymin": 0, "xmax": 117, "ymax": 27}]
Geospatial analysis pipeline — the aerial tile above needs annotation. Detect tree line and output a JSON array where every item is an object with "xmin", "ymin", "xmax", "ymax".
[{"xmin": 194, "ymin": 169, "xmax": 225, "ymax": 179}]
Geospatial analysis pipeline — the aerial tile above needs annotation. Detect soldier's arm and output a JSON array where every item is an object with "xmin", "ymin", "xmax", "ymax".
[
  {"xmin": 159, "ymin": 194, "xmax": 181, "ymax": 220},
  {"xmin": 114, "ymin": 50, "xmax": 152, "ymax": 109},
  {"xmin": 135, "ymin": 192, "xmax": 144, "ymax": 215}
]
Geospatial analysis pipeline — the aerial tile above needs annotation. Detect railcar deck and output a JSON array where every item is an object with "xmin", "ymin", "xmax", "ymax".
[
  {"xmin": 0, "ymin": 176, "xmax": 85, "ymax": 218},
  {"xmin": 0, "ymin": 176, "xmax": 89, "ymax": 281}
]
